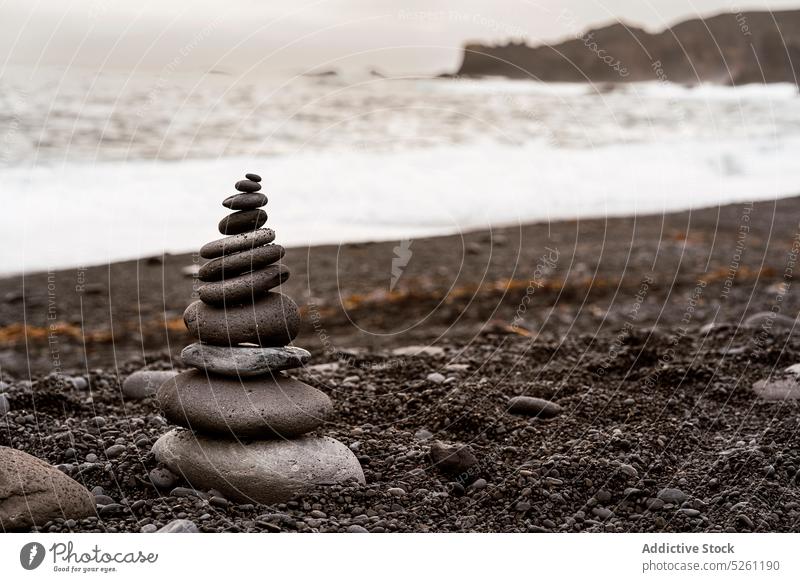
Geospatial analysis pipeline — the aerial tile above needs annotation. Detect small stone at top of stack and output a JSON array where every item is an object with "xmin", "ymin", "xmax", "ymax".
[{"xmin": 152, "ymin": 172, "xmax": 364, "ymax": 505}]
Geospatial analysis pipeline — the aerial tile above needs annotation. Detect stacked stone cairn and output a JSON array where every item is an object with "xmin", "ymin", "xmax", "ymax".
[{"xmin": 152, "ymin": 173, "xmax": 364, "ymax": 504}]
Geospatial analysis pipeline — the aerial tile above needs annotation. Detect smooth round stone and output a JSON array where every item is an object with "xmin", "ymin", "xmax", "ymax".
[
  {"xmin": 235, "ymin": 179, "xmax": 261, "ymax": 193},
  {"xmin": 218, "ymin": 209, "xmax": 267, "ymax": 235},
  {"xmin": 200, "ymin": 229, "xmax": 275, "ymax": 259},
  {"xmin": 507, "ymin": 396, "xmax": 562, "ymax": 418},
  {"xmin": 181, "ymin": 343, "xmax": 311, "ymax": 376},
  {"xmin": 183, "ymin": 291, "xmax": 300, "ymax": 346},
  {"xmin": 245, "ymin": 173, "xmax": 261, "ymax": 182},
  {"xmin": 152, "ymin": 429, "xmax": 365, "ymax": 504},
  {"xmin": 198, "ymin": 244, "xmax": 284, "ymax": 282},
  {"xmin": 744, "ymin": 311, "xmax": 796, "ymax": 331},
  {"xmin": 752, "ymin": 376, "xmax": 800, "ymax": 400},
  {"xmin": 122, "ymin": 370, "xmax": 179, "ymax": 400},
  {"xmin": 223, "ymin": 193, "xmax": 268, "ymax": 210},
  {"xmin": 157, "ymin": 519, "xmax": 198, "ymax": 533},
  {"xmin": 198, "ymin": 263, "xmax": 289, "ymax": 305},
  {"xmin": 157, "ymin": 370, "xmax": 331, "ymax": 437}
]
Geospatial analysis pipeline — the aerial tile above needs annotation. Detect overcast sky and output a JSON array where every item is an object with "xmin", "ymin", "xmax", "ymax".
[{"xmin": 4, "ymin": 0, "xmax": 800, "ymax": 76}]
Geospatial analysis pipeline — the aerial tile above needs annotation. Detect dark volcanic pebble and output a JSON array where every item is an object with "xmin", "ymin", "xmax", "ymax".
[
  {"xmin": 223, "ymin": 193, "xmax": 268, "ymax": 210},
  {"xmin": 198, "ymin": 263, "xmax": 289, "ymax": 305},
  {"xmin": 429, "ymin": 442, "xmax": 479, "ymax": 483},
  {"xmin": 183, "ymin": 291, "xmax": 301, "ymax": 347},
  {"xmin": 148, "ymin": 467, "xmax": 178, "ymax": 489},
  {"xmin": 200, "ymin": 229, "xmax": 276, "ymax": 259},
  {"xmin": 245, "ymin": 173, "xmax": 261, "ymax": 182},
  {"xmin": 198, "ymin": 245, "xmax": 285, "ymax": 282},
  {"xmin": 218, "ymin": 209, "xmax": 267, "ymax": 235},
  {"xmin": 235, "ymin": 180, "xmax": 261, "ymax": 193},
  {"xmin": 657, "ymin": 488, "xmax": 689, "ymax": 504},
  {"xmin": 507, "ymin": 396, "xmax": 563, "ymax": 418}
]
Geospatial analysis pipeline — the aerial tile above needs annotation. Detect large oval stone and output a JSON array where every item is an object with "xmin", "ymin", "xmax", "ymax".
[
  {"xmin": 0, "ymin": 447, "xmax": 95, "ymax": 530},
  {"xmin": 198, "ymin": 245, "xmax": 284, "ymax": 282},
  {"xmin": 183, "ymin": 292, "xmax": 300, "ymax": 346},
  {"xmin": 218, "ymin": 209, "xmax": 267, "ymax": 235},
  {"xmin": 157, "ymin": 370, "xmax": 330, "ymax": 437},
  {"xmin": 200, "ymin": 229, "xmax": 275, "ymax": 259},
  {"xmin": 152, "ymin": 429, "xmax": 365, "ymax": 504},
  {"xmin": 223, "ymin": 193, "xmax": 267, "ymax": 210},
  {"xmin": 198, "ymin": 264, "xmax": 289, "ymax": 305},
  {"xmin": 181, "ymin": 343, "xmax": 311, "ymax": 376}
]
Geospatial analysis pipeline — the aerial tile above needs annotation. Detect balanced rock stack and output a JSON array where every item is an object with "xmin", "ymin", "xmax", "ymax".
[{"xmin": 152, "ymin": 173, "xmax": 364, "ymax": 504}]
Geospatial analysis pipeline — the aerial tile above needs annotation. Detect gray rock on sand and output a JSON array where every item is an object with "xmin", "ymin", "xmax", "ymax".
[
  {"xmin": 391, "ymin": 345, "xmax": 445, "ymax": 357},
  {"xmin": 153, "ymin": 429, "xmax": 365, "ymax": 504},
  {"xmin": 235, "ymin": 179, "xmax": 262, "ymax": 193},
  {"xmin": 223, "ymin": 193, "xmax": 268, "ymax": 210},
  {"xmin": 183, "ymin": 292, "xmax": 301, "ymax": 347},
  {"xmin": 744, "ymin": 311, "xmax": 796, "ymax": 332},
  {"xmin": 200, "ymin": 228, "xmax": 275, "ymax": 259},
  {"xmin": 752, "ymin": 376, "xmax": 800, "ymax": 400},
  {"xmin": 507, "ymin": 396, "xmax": 563, "ymax": 418},
  {"xmin": 198, "ymin": 263, "xmax": 289, "ymax": 305},
  {"xmin": 218, "ymin": 209, "xmax": 267, "ymax": 235},
  {"xmin": 157, "ymin": 370, "xmax": 332, "ymax": 437},
  {"xmin": 198, "ymin": 244, "xmax": 285, "ymax": 281},
  {"xmin": 181, "ymin": 343, "xmax": 311, "ymax": 376},
  {"xmin": 122, "ymin": 370, "xmax": 180, "ymax": 400},
  {"xmin": 0, "ymin": 446, "xmax": 95, "ymax": 530},
  {"xmin": 157, "ymin": 519, "xmax": 199, "ymax": 533}
]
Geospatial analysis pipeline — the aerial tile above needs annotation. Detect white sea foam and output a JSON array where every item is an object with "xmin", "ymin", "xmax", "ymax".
[
  {"xmin": 2, "ymin": 132, "xmax": 796, "ymax": 274},
  {"xmin": 1, "ymin": 70, "xmax": 799, "ymax": 273}
]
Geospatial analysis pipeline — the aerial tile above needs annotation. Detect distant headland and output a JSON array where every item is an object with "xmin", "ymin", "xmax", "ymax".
[{"xmin": 452, "ymin": 9, "xmax": 800, "ymax": 85}]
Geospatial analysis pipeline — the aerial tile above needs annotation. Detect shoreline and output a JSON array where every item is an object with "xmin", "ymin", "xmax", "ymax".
[{"xmin": 1, "ymin": 194, "xmax": 799, "ymax": 375}]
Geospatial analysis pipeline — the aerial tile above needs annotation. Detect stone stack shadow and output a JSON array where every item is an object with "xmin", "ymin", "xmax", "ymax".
[{"xmin": 152, "ymin": 173, "xmax": 364, "ymax": 504}]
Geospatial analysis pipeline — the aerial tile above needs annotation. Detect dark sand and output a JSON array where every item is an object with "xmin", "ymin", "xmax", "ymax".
[{"xmin": 2, "ymin": 196, "xmax": 800, "ymax": 532}]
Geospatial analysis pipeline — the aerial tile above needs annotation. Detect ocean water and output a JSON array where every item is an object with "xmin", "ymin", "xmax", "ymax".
[{"xmin": 1, "ymin": 67, "xmax": 799, "ymax": 274}]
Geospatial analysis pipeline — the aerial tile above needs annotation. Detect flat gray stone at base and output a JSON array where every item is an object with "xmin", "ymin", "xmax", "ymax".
[
  {"xmin": 181, "ymin": 343, "xmax": 310, "ymax": 376},
  {"xmin": 152, "ymin": 429, "xmax": 364, "ymax": 504}
]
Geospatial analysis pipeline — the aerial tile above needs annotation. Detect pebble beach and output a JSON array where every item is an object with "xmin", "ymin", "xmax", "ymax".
[{"xmin": 2, "ymin": 195, "xmax": 800, "ymax": 532}]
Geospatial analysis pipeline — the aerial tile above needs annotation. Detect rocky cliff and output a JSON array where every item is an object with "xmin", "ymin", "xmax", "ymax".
[{"xmin": 455, "ymin": 10, "xmax": 800, "ymax": 84}]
